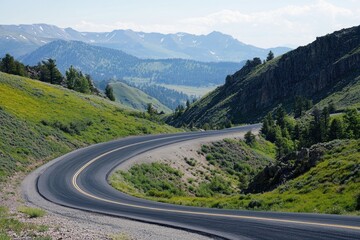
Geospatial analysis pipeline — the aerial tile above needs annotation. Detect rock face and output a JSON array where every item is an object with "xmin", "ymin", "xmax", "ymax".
[
  {"xmin": 170, "ymin": 25, "xmax": 360, "ymax": 127},
  {"xmin": 244, "ymin": 141, "xmax": 342, "ymax": 193}
]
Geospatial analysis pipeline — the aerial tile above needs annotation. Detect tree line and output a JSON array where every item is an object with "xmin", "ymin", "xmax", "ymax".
[
  {"xmin": 0, "ymin": 53, "xmax": 115, "ymax": 101},
  {"xmin": 261, "ymin": 105, "xmax": 360, "ymax": 159}
]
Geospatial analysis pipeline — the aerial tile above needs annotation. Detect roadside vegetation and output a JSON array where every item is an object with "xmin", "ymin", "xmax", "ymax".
[
  {"xmin": 0, "ymin": 71, "xmax": 178, "ymax": 237},
  {"xmin": 111, "ymin": 105, "xmax": 360, "ymax": 215},
  {"xmin": 0, "ymin": 206, "xmax": 50, "ymax": 239},
  {"xmin": 110, "ymin": 137, "xmax": 275, "ymax": 205},
  {"xmin": 18, "ymin": 206, "xmax": 46, "ymax": 218},
  {"xmin": 0, "ymin": 72, "xmax": 177, "ymax": 182}
]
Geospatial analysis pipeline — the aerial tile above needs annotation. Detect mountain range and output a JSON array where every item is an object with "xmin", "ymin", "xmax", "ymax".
[
  {"xmin": 0, "ymin": 23, "xmax": 290, "ymax": 62},
  {"xmin": 20, "ymin": 40, "xmax": 242, "ymax": 87},
  {"xmin": 168, "ymin": 25, "xmax": 360, "ymax": 127}
]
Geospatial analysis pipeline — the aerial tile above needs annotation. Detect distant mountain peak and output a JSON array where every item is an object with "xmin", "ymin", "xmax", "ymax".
[{"xmin": 0, "ymin": 23, "xmax": 291, "ymax": 61}]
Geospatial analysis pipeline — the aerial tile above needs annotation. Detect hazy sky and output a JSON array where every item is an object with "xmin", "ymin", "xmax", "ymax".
[{"xmin": 1, "ymin": 0, "xmax": 360, "ymax": 48}]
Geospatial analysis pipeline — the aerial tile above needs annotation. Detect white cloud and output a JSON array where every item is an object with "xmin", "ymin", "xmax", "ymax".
[
  {"xmin": 179, "ymin": 0, "xmax": 360, "ymax": 47},
  {"xmin": 74, "ymin": 0, "xmax": 360, "ymax": 48},
  {"xmin": 75, "ymin": 20, "xmax": 179, "ymax": 34}
]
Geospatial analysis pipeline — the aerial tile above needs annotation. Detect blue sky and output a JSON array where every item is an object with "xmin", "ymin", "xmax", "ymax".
[{"xmin": 1, "ymin": 0, "xmax": 360, "ymax": 48}]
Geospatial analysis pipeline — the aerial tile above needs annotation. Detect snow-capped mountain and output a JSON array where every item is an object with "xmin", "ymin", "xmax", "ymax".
[{"xmin": 0, "ymin": 24, "xmax": 291, "ymax": 61}]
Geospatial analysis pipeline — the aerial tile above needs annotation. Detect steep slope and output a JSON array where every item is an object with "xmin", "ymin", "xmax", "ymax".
[
  {"xmin": 0, "ymin": 23, "xmax": 290, "ymax": 61},
  {"xmin": 170, "ymin": 25, "xmax": 360, "ymax": 127},
  {"xmin": 20, "ymin": 40, "xmax": 242, "ymax": 86},
  {"xmin": 0, "ymin": 72, "xmax": 177, "ymax": 181},
  {"xmin": 109, "ymin": 82, "xmax": 171, "ymax": 113}
]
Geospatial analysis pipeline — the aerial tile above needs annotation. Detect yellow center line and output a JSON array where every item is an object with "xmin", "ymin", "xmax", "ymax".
[{"xmin": 71, "ymin": 136, "xmax": 360, "ymax": 231}]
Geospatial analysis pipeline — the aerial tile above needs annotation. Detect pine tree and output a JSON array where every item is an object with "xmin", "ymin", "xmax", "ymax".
[
  {"xmin": 74, "ymin": 75, "xmax": 90, "ymax": 93},
  {"xmin": 65, "ymin": 65, "xmax": 77, "ymax": 89},
  {"xmin": 266, "ymin": 51, "xmax": 274, "ymax": 61},
  {"xmin": 0, "ymin": 54, "xmax": 17, "ymax": 74},
  {"xmin": 320, "ymin": 107, "xmax": 330, "ymax": 142},
  {"xmin": 275, "ymin": 106, "xmax": 286, "ymax": 128},
  {"xmin": 343, "ymin": 108, "xmax": 360, "ymax": 138},
  {"xmin": 186, "ymin": 99, "xmax": 190, "ymax": 109},
  {"xmin": 329, "ymin": 118, "xmax": 344, "ymax": 140},
  {"xmin": 105, "ymin": 84, "xmax": 115, "ymax": 101},
  {"xmin": 245, "ymin": 131, "xmax": 256, "ymax": 145},
  {"xmin": 40, "ymin": 59, "xmax": 63, "ymax": 84}
]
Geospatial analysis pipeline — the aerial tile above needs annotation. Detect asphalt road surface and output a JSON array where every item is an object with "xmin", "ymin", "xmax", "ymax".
[{"xmin": 37, "ymin": 124, "xmax": 360, "ymax": 239}]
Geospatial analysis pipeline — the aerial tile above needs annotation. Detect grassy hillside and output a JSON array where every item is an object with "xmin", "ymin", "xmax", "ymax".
[
  {"xmin": 110, "ymin": 138, "xmax": 275, "ymax": 202},
  {"xmin": 111, "ymin": 138, "xmax": 360, "ymax": 215},
  {"xmin": 315, "ymin": 74, "xmax": 360, "ymax": 111},
  {"xmin": 0, "ymin": 72, "xmax": 177, "ymax": 181},
  {"xmin": 110, "ymin": 82, "xmax": 171, "ymax": 113}
]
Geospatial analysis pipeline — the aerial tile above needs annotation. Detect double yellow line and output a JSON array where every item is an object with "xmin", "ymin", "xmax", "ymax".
[{"xmin": 72, "ymin": 136, "xmax": 360, "ymax": 232}]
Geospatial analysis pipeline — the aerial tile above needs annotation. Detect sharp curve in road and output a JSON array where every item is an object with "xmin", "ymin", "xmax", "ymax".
[{"xmin": 37, "ymin": 124, "xmax": 360, "ymax": 240}]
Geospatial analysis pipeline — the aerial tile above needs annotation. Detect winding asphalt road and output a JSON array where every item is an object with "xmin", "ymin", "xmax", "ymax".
[{"xmin": 37, "ymin": 124, "xmax": 360, "ymax": 240}]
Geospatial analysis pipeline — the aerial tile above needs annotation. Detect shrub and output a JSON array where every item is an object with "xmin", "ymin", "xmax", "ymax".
[
  {"xmin": 206, "ymin": 154, "xmax": 214, "ymax": 161},
  {"xmin": 247, "ymin": 199, "xmax": 263, "ymax": 209},
  {"xmin": 245, "ymin": 131, "xmax": 256, "ymax": 145},
  {"xmin": 356, "ymin": 193, "xmax": 360, "ymax": 211},
  {"xmin": 0, "ymin": 233, "xmax": 11, "ymax": 240},
  {"xmin": 196, "ymin": 183, "xmax": 213, "ymax": 197},
  {"xmin": 18, "ymin": 206, "xmax": 46, "ymax": 218},
  {"xmin": 185, "ymin": 158, "xmax": 196, "ymax": 166},
  {"xmin": 208, "ymin": 175, "xmax": 232, "ymax": 194}
]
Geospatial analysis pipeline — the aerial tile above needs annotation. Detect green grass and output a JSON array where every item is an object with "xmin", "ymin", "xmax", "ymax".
[
  {"xmin": 110, "ymin": 82, "xmax": 171, "ymax": 113},
  {"xmin": 200, "ymin": 138, "xmax": 275, "ymax": 189},
  {"xmin": 110, "ymin": 233, "xmax": 133, "ymax": 240},
  {"xmin": 0, "ymin": 205, "xmax": 49, "ymax": 239},
  {"xmin": 111, "ymin": 162, "xmax": 185, "ymax": 199},
  {"xmin": 111, "ymin": 138, "xmax": 360, "ymax": 215},
  {"xmin": 18, "ymin": 206, "xmax": 46, "ymax": 218},
  {"xmin": 111, "ymin": 138, "xmax": 275, "ymax": 201},
  {"xmin": 0, "ymin": 72, "xmax": 178, "ymax": 181},
  {"xmin": 315, "ymin": 75, "xmax": 360, "ymax": 111}
]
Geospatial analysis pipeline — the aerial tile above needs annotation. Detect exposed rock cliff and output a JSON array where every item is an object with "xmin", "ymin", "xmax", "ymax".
[{"xmin": 169, "ymin": 25, "xmax": 360, "ymax": 127}]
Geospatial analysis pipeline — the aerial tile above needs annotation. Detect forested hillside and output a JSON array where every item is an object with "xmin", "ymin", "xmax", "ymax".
[
  {"xmin": 20, "ymin": 40, "xmax": 243, "ymax": 87},
  {"xmin": 168, "ymin": 25, "xmax": 360, "ymax": 128}
]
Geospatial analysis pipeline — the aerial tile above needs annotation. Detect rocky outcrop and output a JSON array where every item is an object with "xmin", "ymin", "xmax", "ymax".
[
  {"xmin": 170, "ymin": 25, "xmax": 360, "ymax": 127},
  {"xmin": 244, "ymin": 140, "xmax": 344, "ymax": 193}
]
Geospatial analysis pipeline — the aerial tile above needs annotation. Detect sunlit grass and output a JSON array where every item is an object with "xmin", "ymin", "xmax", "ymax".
[{"xmin": 0, "ymin": 72, "xmax": 178, "ymax": 181}]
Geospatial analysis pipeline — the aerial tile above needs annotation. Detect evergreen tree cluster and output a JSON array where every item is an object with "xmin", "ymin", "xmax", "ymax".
[
  {"xmin": 0, "ymin": 54, "xmax": 27, "ymax": 77},
  {"xmin": 65, "ymin": 66, "xmax": 99, "ymax": 94},
  {"xmin": 0, "ymin": 54, "xmax": 108, "ymax": 98},
  {"xmin": 105, "ymin": 84, "xmax": 115, "ymax": 101},
  {"xmin": 266, "ymin": 51, "xmax": 274, "ymax": 62},
  {"xmin": 294, "ymin": 96, "xmax": 313, "ymax": 118},
  {"xmin": 244, "ymin": 57, "xmax": 262, "ymax": 69},
  {"xmin": 174, "ymin": 104, "xmax": 185, "ymax": 118},
  {"xmin": 261, "ymin": 106, "xmax": 360, "ymax": 159}
]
